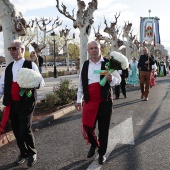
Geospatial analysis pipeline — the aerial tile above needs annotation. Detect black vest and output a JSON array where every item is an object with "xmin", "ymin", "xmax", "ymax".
[
  {"xmin": 81, "ymin": 58, "xmax": 111, "ymax": 103},
  {"xmin": 3, "ymin": 60, "xmax": 36, "ymax": 106}
]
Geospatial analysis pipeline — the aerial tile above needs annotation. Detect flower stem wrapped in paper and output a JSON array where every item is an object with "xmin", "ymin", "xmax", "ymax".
[
  {"xmin": 17, "ymin": 68, "xmax": 43, "ymax": 97},
  {"xmin": 94, "ymin": 51, "xmax": 129, "ymax": 86}
]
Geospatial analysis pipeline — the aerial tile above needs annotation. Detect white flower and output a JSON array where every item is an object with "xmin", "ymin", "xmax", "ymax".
[
  {"xmin": 17, "ymin": 68, "xmax": 43, "ymax": 88},
  {"xmin": 110, "ymin": 51, "xmax": 129, "ymax": 69}
]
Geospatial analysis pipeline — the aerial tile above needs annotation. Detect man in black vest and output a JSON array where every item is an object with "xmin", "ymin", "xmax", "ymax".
[
  {"xmin": 75, "ymin": 41, "xmax": 121, "ymax": 165},
  {"xmin": 0, "ymin": 40, "xmax": 44, "ymax": 167}
]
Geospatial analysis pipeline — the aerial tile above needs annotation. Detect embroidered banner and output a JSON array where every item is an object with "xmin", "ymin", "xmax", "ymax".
[
  {"xmin": 140, "ymin": 17, "xmax": 160, "ymax": 44},
  {"xmin": 154, "ymin": 17, "xmax": 161, "ymax": 44}
]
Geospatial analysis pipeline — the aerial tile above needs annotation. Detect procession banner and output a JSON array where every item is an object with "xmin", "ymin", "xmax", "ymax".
[
  {"xmin": 140, "ymin": 17, "xmax": 154, "ymax": 43},
  {"xmin": 154, "ymin": 17, "xmax": 161, "ymax": 44}
]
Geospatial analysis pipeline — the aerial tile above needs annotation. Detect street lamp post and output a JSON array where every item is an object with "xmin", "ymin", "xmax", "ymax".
[{"xmin": 51, "ymin": 31, "xmax": 57, "ymax": 78}]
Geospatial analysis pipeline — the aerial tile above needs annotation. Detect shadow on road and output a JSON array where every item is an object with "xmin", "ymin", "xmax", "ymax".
[
  {"xmin": 113, "ymin": 99, "xmax": 141, "ymax": 109},
  {"xmin": 58, "ymin": 159, "xmax": 88, "ymax": 170},
  {"xmin": 107, "ymin": 88, "xmax": 170, "ymax": 169}
]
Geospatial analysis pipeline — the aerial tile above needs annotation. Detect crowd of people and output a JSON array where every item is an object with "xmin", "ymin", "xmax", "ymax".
[
  {"xmin": 0, "ymin": 39, "xmax": 169, "ymax": 168},
  {"xmin": 113, "ymin": 47, "xmax": 168, "ymax": 101}
]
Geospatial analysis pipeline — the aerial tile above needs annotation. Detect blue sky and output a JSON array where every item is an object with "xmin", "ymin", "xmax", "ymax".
[{"xmin": 0, "ymin": 0, "xmax": 170, "ymax": 56}]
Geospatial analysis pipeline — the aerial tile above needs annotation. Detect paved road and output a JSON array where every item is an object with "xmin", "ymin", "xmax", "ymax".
[{"xmin": 0, "ymin": 74, "xmax": 170, "ymax": 170}]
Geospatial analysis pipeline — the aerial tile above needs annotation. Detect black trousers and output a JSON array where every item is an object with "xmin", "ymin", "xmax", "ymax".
[
  {"xmin": 115, "ymin": 79, "xmax": 126, "ymax": 98},
  {"xmin": 9, "ymin": 100, "xmax": 36, "ymax": 157},
  {"xmin": 87, "ymin": 100, "xmax": 112, "ymax": 155}
]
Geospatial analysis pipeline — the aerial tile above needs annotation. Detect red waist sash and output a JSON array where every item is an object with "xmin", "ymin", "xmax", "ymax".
[
  {"xmin": 0, "ymin": 82, "xmax": 20, "ymax": 143},
  {"xmin": 82, "ymin": 82, "xmax": 103, "ymax": 127},
  {"xmin": 11, "ymin": 81, "xmax": 20, "ymax": 101}
]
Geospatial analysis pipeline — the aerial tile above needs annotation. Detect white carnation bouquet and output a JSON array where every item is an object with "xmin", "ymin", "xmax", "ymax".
[
  {"xmin": 110, "ymin": 51, "xmax": 129, "ymax": 70},
  {"xmin": 94, "ymin": 51, "xmax": 129, "ymax": 86},
  {"xmin": 17, "ymin": 68, "xmax": 43, "ymax": 97}
]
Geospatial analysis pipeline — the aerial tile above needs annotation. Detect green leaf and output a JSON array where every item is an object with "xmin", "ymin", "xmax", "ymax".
[
  {"xmin": 26, "ymin": 91, "xmax": 32, "ymax": 97},
  {"xmin": 19, "ymin": 89, "xmax": 25, "ymax": 96}
]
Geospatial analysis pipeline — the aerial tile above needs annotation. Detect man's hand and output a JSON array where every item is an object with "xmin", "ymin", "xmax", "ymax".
[
  {"xmin": 105, "ymin": 73, "xmax": 112, "ymax": 82},
  {"xmin": 75, "ymin": 102, "xmax": 82, "ymax": 111}
]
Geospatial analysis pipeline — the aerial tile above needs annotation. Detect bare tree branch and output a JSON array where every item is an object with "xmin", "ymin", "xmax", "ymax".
[{"xmin": 56, "ymin": 0, "xmax": 75, "ymax": 21}]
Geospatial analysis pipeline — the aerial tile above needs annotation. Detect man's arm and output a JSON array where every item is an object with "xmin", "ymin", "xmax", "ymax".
[
  {"xmin": 75, "ymin": 66, "xmax": 84, "ymax": 111},
  {"xmin": 150, "ymin": 55, "xmax": 155, "ymax": 65},
  {"xmin": 0, "ymin": 70, "xmax": 5, "ymax": 99},
  {"xmin": 109, "ymin": 70, "xmax": 121, "ymax": 86}
]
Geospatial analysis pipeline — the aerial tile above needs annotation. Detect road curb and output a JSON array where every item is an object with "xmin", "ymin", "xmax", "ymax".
[{"xmin": 0, "ymin": 105, "xmax": 76, "ymax": 148}]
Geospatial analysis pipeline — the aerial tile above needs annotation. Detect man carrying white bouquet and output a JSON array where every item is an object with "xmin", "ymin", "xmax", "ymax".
[{"xmin": 0, "ymin": 39, "xmax": 45, "ymax": 167}]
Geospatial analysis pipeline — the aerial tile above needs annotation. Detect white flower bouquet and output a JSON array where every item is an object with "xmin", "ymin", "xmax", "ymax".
[
  {"xmin": 109, "ymin": 51, "xmax": 129, "ymax": 70},
  {"xmin": 17, "ymin": 68, "xmax": 43, "ymax": 97},
  {"xmin": 94, "ymin": 51, "xmax": 129, "ymax": 86}
]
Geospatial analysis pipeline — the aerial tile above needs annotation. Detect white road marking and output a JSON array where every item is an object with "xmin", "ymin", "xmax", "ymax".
[{"xmin": 87, "ymin": 117, "xmax": 135, "ymax": 170}]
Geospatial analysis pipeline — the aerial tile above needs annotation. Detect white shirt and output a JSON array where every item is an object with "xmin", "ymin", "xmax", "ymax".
[
  {"xmin": 76, "ymin": 57, "xmax": 121, "ymax": 103},
  {"xmin": 0, "ymin": 58, "xmax": 45, "ymax": 98},
  {"xmin": 118, "ymin": 70, "xmax": 122, "ymax": 75},
  {"xmin": 152, "ymin": 63, "xmax": 157, "ymax": 70}
]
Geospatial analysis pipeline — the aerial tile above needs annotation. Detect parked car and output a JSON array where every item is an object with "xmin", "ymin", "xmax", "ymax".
[
  {"xmin": 56, "ymin": 62, "xmax": 62, "ymax": 66},
  {"xmin": 69, "ymin": 61, "xmax": 76, "ymax": 66},
  {"xmin": 61, "ymin": 61, "xmax": 66, "ymax": 66},
  {"xmin": 47, "ymin": 62, "xmax": 54, "ymax": 66},
  {"xmin": 0, "ymin": 62, "xmax": 6, "ymax": 68}
]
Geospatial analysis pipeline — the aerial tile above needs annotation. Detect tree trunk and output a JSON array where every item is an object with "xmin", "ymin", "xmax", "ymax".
[
  {"xmin": 1, "ymin": 15, "xmax": 18, "ymax": 64},
  {"xmin": 79, "ymin": 27, "xmax": 89, "ymax": 68}
]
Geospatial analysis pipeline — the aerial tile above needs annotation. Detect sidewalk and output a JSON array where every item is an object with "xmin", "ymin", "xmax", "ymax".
[
  {"xmin": 37, "ymin": 74, "xmax": 79, "ymax": 101},
  {"xmin": 0, "ymin": 74, "xmax": 79, "ymax": 106},
  {"xmin": 0, "ymin": 74, "xmax": 79, "ymax": 147}
]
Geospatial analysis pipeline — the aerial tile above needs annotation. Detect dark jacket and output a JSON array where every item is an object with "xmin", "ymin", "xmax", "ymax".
[
  {"xmin": 138, "ymin": 54, "xmax": 155, "ymax": 72},
  {"xmin": 38, "ymin": 56, "xmax": 44, "ymax": 67},
  {"xmin": 121, "ymin": 69, "xmax": 129, "ymax": 79}
]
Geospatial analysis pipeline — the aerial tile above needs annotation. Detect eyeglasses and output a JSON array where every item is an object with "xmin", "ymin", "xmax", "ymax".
[{"xmin": 8, "ymin": 47, "xmax": 21, "ymax": 51}]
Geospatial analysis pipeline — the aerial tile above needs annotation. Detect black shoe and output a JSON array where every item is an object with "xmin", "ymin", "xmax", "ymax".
[
  {"xmin": 98, "ymin": 155, "xmax": 106, "ymax": 165},
  {"xmin": 115, "ymin": 97, "xmax": 119, "ymax": 100},
  {"xmin": 27, "ymin": 154, "xmax": 37, "ymax": 167},
  {"xmin": 124, "ymin": 94, "xmax": 127, "ymax": 98},
  {"xmin": 13, "ymin": 155, "xmax": 27, "ymax": 166},
  {"xmin": 87, "ymin": 146, "xmax": 96, "ymax": 158}
]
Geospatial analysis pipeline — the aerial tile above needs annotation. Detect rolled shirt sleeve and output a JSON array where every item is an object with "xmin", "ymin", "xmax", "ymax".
[
  {"xmin": 0, "ymin": 70, "xmax": 5, "ymax": 99},
  {"xmin": 76, "ymin": 73, "xmax": 83, "ymax": 104},
  {"xmin": 110, "ymin": 70, "xmax": 121, "ymax": 86}
]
